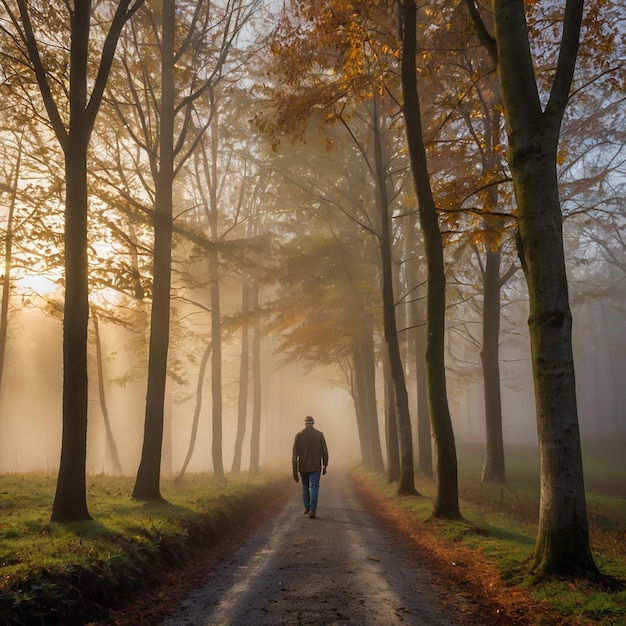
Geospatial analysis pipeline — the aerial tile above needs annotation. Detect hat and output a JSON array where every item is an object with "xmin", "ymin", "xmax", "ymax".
[{"xmin": 304, "ymin": 416, "xmax": 315, "ymax": 425}]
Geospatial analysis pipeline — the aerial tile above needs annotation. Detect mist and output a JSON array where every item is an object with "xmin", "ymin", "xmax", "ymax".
[
  {"xmin": 1, "ymin": 267, "xmax": 624, "ymax": 477},
  {"xmin": 0, "ymin": 297, "xmax": 365, "ymax": 475}
]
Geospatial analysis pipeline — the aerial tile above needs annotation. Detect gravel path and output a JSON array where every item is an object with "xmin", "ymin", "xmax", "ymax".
[{"xmin": 162, "ymin": 471, "xmax": 482, "ymax": 626}]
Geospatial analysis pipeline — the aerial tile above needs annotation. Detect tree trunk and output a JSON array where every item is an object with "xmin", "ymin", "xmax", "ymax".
[
  {"xmin": 517, "ymin": 159, "xmax": 597, "ymax": 576},
  {"xmin": 176, "ymin": 340, "xmax": 212, "ymax": 481},
  {"xmin": 198, "ymin": 106, "xmax": 225, "ymax": 478},
  {"xmin": 248, "ymin": 283, "xmax": 262, "ymax": 475},
  {"xmin": 480, "ymin": 247, "xmax": 506, "ymax": 484},
  {"xmin": 489, "ymin": 0, "xmax": 598, "ymax": 577},
  {"xmin": 383, "ymin": 350, "xmax": 400, "ymax": 482},
  {"xmin": 373, "ymin": 97, "xmax": 418, "ymax": 496},
  {"xmin": 400, "ymin": 0, "xmax": 459, "ymax": 517},
  {"xmin": 50, "ymin": 0, "xmax": 94, "ymax": 521},
  {"xmin": 405, "ymin": 192, "xmax": 432, "ymax": 478},
  {"xmin": 133, "ymin": 0, "xmax": 175, "ymax": 502},
  {"xmin": 231, "ymin": 275, "xmax": 250, "ymax": 475},
  {"xmin": 208, "ymin": 230, "xmax": 224, "ymax": 478},
  {"xmin": 353, "ymin": 325, "xmax": 384, "ymax": 473},
  {"xmin": 414, "ymin": 323, "xmax": 433, "ymax": 477},
  {"xmin": 352, "ymin": 341, "xmax": 373, "ymax": 468},
  {"xmin": 92, "ymin": 315, "xmax": 124, "ymax": 475},
  {"xmin": 0, "ymin": 140, "xmax": 20, "ymax": 396},
  {"xmin": 15, "ymin": 0, "xmax": 144, "ymax": 520},
  {"xmin": 52, "ymin": 134, "xmax": 91, "ymax": 522}
]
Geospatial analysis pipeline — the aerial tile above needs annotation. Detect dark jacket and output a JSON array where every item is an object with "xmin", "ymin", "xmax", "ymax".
[{"xmin": 292, "ymin": 425, "xmax": 329, "ymax": 473}]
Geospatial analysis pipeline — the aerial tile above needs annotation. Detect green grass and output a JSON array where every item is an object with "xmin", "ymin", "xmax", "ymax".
[
  {"xmin": 0, "ymin": 471, "xmax": 289, "ymax": 625},
  {"xmin": 356, "ymin": 442, "xmax": 626, "ymax": 625},
  {"xmin": 2, "ymin": 442, "xmax": 625, "ymax": 625}
]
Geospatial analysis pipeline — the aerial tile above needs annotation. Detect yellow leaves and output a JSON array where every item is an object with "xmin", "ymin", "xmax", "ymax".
[
  {"xmin": 556, "ymin": 146, "xmax": 568, "ymax": 166},
  {"xmin": 263, "ymin": 0, "xmax": 402, "ymax": 142},
  {"xmin": 270, "ymin": 41, "xmax": 282, "ymax": 57}
]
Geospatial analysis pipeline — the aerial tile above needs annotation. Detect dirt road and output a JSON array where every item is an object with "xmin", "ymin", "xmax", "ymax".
[{"xmin": 161, "ymin": 471, "xmax": 487, "ymax": 625}]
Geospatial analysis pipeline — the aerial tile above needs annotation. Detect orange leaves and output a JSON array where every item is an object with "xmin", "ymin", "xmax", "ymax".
[{"xmin": 261, "ymin": 0, "xmax": 400, "ymax": 140}]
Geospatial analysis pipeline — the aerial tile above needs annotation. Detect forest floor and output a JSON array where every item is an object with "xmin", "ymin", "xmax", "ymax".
[{"xmin": 93, "ymin": 470, "xmax": 568, "ymax": 626}]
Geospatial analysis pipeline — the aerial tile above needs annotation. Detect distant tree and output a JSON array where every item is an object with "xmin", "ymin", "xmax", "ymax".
[
  {"xmin": 232, "ymin": 210, "xmax": 264, "ymax": 475},
  {"xmin": 91, "ymin": 313, "xmax": 124, "ymax": 475},
  {"xmin": 176, "ymin": 340, "xmax": 211, "ymax": 481},
  {"xmin": 231, "ymin": 265, "xmax": 251, "ymax": 475},
  {"xmin": 268, "ymin": 224, "xmax": 385, "ymax": 471},
  {"xmin": 248, "ymin": 279, "xmax": 262, "ymax": 476},
  {"xmin": 265, "ymin": 0, "xmax": 417, "ymax": 485},
  {"xmin": 382, "ymin": 349, "xmax": 401, "ymax": 481},
  {"xmin": 401, "ymin": 203, "xmax": 432, "ymax": 478},
  {"xmin": 0, "ymin": 133, "xmax": 22, "ymax": 396},
  {"xmin": 371, "ymin": 94, "xmax": 418, "ymax": 493}
]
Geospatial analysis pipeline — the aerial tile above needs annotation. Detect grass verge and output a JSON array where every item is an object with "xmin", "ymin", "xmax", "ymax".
[
  {"xmin": 351, "ymin": 447, "xmax": 626, "ymax": 626},
  {"xmin": 0, "ymin": 471, "xmax": 290, "ymax": 625}
]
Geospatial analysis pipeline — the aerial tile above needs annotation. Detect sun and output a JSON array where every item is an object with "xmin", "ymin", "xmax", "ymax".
[{"xmin": 15, "ymin": 273, "xmax": 62, "ymax": 298}]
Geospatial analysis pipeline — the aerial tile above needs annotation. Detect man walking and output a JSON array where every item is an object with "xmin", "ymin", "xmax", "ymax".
[{"xmin": 292, "ymin": 416, "xmax": 329, "ymax": 518}]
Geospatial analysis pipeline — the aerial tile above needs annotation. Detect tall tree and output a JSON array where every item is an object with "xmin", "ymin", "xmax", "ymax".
[
  {"xmin": 176, "ymin": 340, "xmax": 212, "ymax": 481},
  {"xmin": 265, "ymin": 2, "xmax": 418, "ymax": 482},
  {"xmin": 132, "ymin": 0, "xmax": 177, "ymax": 501},
  {"xmin": 194, "ymin": 112, "xmax": 226, "ymax": 478},
  {"xmin": 1, "ymin": 0, "xmax": 144, "ymax": 521},
  {"xmin": 466, "ymin": 0, "xmax": 599, "ymax": 575},
  {"xmin": 101, "ymin": 0, "xmax": 260, "ymax": 498},
  {"xmin": 371, "ymin": 95, "xmax": 418, "ymax": 493},
  {"xmin": 400, "ymin": 0, "xmax": 461, "ymax": 518}
]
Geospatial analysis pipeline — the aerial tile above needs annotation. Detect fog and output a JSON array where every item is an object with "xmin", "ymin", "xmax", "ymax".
[
  {"xmin": 0, "ymin": 301, "xmax": 364, "ymax": 475},
  {"xmin": 1, "ymin": 269, "xmax": 624, "ymax": 477}
]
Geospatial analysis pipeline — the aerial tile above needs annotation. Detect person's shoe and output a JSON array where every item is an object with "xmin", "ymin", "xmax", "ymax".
[
  {"xmin": 304, "ymin": 508, "xmax": 309, "ymax": 515},
  {"xmin": 308, "ymin": 509, "xmax": 316, "ymax": 518}
]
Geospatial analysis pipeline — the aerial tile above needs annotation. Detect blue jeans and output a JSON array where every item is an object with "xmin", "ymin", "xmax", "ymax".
[{"xmin": 301, "ymin": 471, "xmax": 321, "ymax": 511}]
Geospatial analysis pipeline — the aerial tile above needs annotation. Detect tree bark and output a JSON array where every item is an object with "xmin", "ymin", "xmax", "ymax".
[
  {"xmin": 54, "ymin": 128, "xmax": 91, "ymax": 521},
  {"xmin": 414, "ymin": 323, "xmax": 433, "ymax": 477},
  {"xmin": 400, "ymin": 0, "xmax": 460, "ymax": 517},
  {"xmin": 383, "ymin": 350, "xmax": 400, "ymax": 482},
  {"xmin": 480, "ymin": 247, "xmax": 506, "ymax": 484}
]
